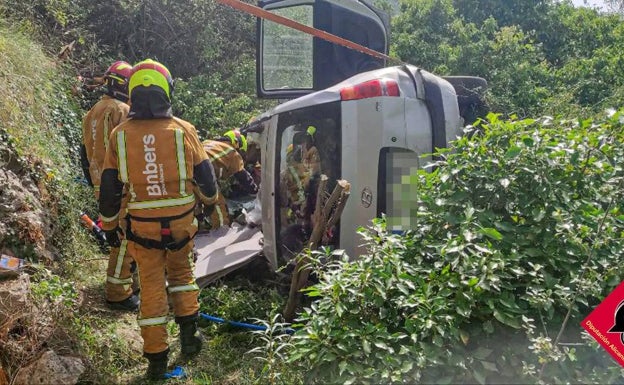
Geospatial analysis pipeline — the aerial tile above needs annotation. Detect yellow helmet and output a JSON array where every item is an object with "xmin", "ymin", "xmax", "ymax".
[
  {"xmin": 223, "ymin": 129, "xmax": 248, "ymax": 152},
  {"xmin": 128, "ymin": 59, "xmax": 174, "ymax": 101}
]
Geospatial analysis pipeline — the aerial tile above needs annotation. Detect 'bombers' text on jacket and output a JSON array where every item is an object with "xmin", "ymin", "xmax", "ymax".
[{"xmin": 99, "ymin": 117, "xmax": 218, "ymax": 230}]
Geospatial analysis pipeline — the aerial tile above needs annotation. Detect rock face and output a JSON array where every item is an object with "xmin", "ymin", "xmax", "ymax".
[
  {"xmin": 0, "ymin": 275, "xmax": 86, "ymax": 385},
  {"xmin": 0, "ymin": 135, "xmax": 52, "ymax": 259},
  {"xmin": 0, "ymin": 166, "xmax": 51, "ymax": 261},
  {"xmin": 0, "ymin": 117, "xmax": 86, "ymax": 384},
  {"xmin": 12, "ymin": 350, "xmax": 85, "ymax": 385},
  {"xmin": 0, "ymin": 273, "xmax": 30, "ymax": 328}
]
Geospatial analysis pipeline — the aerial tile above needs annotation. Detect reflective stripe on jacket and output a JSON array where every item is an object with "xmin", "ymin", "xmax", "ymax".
[
  {"xmin": 202, "ymin": 140, "xmax": 245, "ymax": 180},
  {"xmin": 81, "ymin": 95, "xmax": 129, "ymax": 195},
  {"xmin": 99, "ymin": 117, "xmax": 218, "ymax": 229}
]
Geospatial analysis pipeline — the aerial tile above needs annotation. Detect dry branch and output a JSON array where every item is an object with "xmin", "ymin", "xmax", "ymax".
[{"xmin": 283, "ymin": 177, "xmax": 350, "ymax": 321}]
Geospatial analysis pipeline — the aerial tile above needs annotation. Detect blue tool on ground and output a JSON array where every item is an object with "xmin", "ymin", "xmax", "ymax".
[
  {"xmin": 164, "ymin": 366, "xmax": 186, "ymax": 379},
  {"xmin": 199, "ymin": 312, "xmax": 295, "ymax": 334}
]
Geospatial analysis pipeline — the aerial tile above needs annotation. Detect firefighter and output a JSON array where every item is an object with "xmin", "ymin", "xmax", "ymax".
[
  {"xmin": 300, "ymin": 125, "xmax": 321, "ymax": 176},
  {"xmin": 99, "ymin": 59, "xmax": 219, "ymax": 379},
  {"xmin": 280, "ymin": 143, "xmax": 306, "ymax": 223},
  {"xmin": 201, "ymin": 129, "xmax": 258, "ymax": 229},
  {"xmin": 279, "ymin": 127, "xmax": 321, "ymax": 224},
  {"xmin": 80, "ymin": 60, "xmax": 139, "ymax": 311},
  {"xmin": 243, "ymin": 132, "xmax": 262, "ymax": 186}
]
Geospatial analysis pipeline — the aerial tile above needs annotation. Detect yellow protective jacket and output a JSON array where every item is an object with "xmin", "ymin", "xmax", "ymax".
[
  {"xmin": 203, "ymin": 140, "xmax": 258, "ymax": 195},
  {"xmin": 99, "ymin": 117, "xmax": 218, "ymax": 230},
  {"xmin": 202, "ymin": 140, "xmax": 244, "ymax": 180},
  {"xmin": 279, "ymin": 146, "xmax": 322, "ymax": 224},
  {"xmin": 80, "ymin": 95, "xmax": 129, "ymax": 197},
  {"xmin": 281, "ymin": 160, "xmax": 310, "ymax": 207},
  {"xmin": 303, "ymin": 145, "xmax": 321, "ymax": 176}
]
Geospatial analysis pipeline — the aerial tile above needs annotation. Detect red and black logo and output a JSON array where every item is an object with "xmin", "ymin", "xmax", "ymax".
[
  {"xmin": 608, "ymin": 301, "xmax": 624, "ymax": 345},
  {"xmin": 582, "ymin": 281, "xmax": 624, "ymax": 367}
]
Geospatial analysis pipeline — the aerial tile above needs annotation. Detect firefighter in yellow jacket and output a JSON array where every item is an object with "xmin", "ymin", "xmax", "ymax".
[
  {"xmin": 202, "ymin": 130, "xmax": 258, "ymax": 229},
  {"xmin": 279, "ymin": 127, "xmax": 322, "ymax": 224},
  {"xmin": 80, "ymin": 61, "xmax": 139, "ymax": 311},
  {"xmin": 299, "ymin": 125, "xmax": 321, "ymax": 176},
  {"xmin": 99, "ymin": 59, "xmax": 219, "ymax": 379}
]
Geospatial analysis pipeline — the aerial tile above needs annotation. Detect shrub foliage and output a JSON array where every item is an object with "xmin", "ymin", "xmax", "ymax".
[{"xmin": 290, "ymin": 113, "xmax": 624, "ymax": 384}]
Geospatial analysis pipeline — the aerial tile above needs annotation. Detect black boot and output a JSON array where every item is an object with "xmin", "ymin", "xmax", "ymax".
[
  {"xmin": 106, "ymin": 294, "xmax": 140, "ymax": 311},
  {"xmin": 144, "ymin": 349, "xmax": 169, "ymax": 380},
  {"xmin": 176, "ymin": 313, "xmax": 202, "ymax": 357}
]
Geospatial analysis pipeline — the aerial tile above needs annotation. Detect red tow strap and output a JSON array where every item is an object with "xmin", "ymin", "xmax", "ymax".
[{"xmin": 216, "ymin": 0, "xmax": 402, "ymax": 63}]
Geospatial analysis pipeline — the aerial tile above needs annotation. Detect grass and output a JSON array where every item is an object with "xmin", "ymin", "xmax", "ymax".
[
  {"xmin": 0, "ymin": 18, "xmax": 303, "ymax": 385},
  {"xmin": 0, "ymin": 19, "xmax": 136, "ymax": 383},
  {"xmin": 111, "ymin": 275, "xmax": 301, "ymax": 385},
  {"xmin": 0, "ymin": 23, "xmax": 69, "ymax": 168},
  {"xmin": 22, "ymin": 253, "xmax": 300, "ymax": 384}
]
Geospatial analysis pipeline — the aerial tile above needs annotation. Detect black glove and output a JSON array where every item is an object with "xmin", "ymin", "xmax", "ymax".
[
  {"xmin": 203, "ymin": 204, "xmax": 215, "ymax": 217},
  {"xmin": 104, "ymin": 227, "xmax": 122, "ymax": 248}
]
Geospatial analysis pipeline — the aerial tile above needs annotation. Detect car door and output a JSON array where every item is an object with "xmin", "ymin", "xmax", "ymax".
[{"xmin": 256, "ymin": 0, "xmax": 390, "ymax": 99}]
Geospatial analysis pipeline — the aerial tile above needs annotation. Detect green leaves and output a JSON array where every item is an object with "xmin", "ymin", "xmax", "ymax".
[
  {"xmin": 492, "ymin": 309, "xmax": 522, "ymax": 329},
  {"xmin": 505, "ymin": 146, "xmax": 522, "ymax": 159},
  {"xmin": 173, "ymin": 71, "xmax": 266, "ymax": 138},
  {"xmin": 394, "ymin": 0, "xmax": 624, "ymax": 117},
  {"xmin": 289, "ymin": 114, "xmax": 624, "ymax": 385},
  {"xmin": 479, "ymin": 227, "xmax": 503, "ymax": 241}
]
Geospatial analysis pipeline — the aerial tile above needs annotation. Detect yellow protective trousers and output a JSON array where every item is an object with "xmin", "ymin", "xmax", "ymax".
[
  {"xmin": 209, "ymin": 193, "xmax": 230, "ymax": 229},
  {"xmin": 100, "ymin": 195, "xmax": 135, "ymax": 303},
  {"xmin": 105, "ymin": 239, "xmax": 135, "ymax": 302},
  {"xmin": 126, "ymin": 211, "xmax": 200, "ymax": 354}
]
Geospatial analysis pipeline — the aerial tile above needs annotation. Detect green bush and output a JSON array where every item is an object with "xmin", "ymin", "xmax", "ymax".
[
  {"xmin": 173, "ymin": 60, "xmax": 274, "ymax": 140},
  {"xmin": 289, "ymin": 112, "xmax": 624, "ymax": 384},
  {"xmin": 392, "ymin": 0, "xmax": 624, "ymax": 117}
]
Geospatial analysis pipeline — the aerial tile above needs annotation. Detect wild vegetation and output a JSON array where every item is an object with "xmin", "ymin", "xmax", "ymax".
[
  {"xmin": 0, "ymin": 0, "xmax": 623, "ymax": 383},
  {"xmin": 289, "ymin": 113, "xmax": 624, "ymax": 384},
  {"xmin": 0, "ymin": 20, "xmax": 106, "ymax": 381},
  {"xmin": 392, "ymin": 0, "xmax": 624, "ymax": 117}
]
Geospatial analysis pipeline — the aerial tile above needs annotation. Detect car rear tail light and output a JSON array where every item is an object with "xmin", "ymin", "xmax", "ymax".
[{"xmin": 340, "ymin": 78, "xmax": 400, "ymax": 101}]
